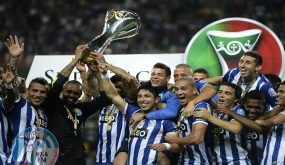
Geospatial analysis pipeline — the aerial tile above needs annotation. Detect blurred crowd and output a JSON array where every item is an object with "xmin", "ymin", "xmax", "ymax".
[{"xmin": 0, "ymin": 0, "xmax": 284, "ymax": 66}]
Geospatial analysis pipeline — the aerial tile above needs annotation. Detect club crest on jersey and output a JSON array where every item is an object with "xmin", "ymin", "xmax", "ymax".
[
  {"xmin": 74, "ymin": 108, "xmax": 82, "ymax": 116},
  {"xmin": 178, "ymin": 122, "xmax": 188, "ymax": 132},
  {"xmin": 268, "ymin": 88, "xmax": 276, "ymax": 97}
]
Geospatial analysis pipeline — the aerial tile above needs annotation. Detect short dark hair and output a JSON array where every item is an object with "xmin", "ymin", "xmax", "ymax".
[
  {"xmin": 193, "ymin": 68, "xmax": 209, "ymax": 77},
  {"xmin": 153, "ymin": 63, "xmax": 171, "ymax": 77},
  {"xmin": 244, "ymin": 51, "xmax": 263, "ymax": 66},
  {"xmin": 241, "ymin": 90, "xmax": 266, "ymax": 108},
  {"xmin": 110, "ymin": 74, "xmax": 123, "ymax": 83},
  {"xmin": 220, "ymin": 82, "xmax": 242, "ymax": 100},
  {"xmin": 137, "ymin": 83, "xmax": 158, "ymax": 97},
  {"xmin": 264, "ymin": 73, "xmax": 281, "ymax": 92},
  {"xmin": 28, "ymin": 77, "xmax": 48, "ymax": 89},
  {"xmin": 63, "ymin": 80, "xmax": 82, "ymax": 91}
]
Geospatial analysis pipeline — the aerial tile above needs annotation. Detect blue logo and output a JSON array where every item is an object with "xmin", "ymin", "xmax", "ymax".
[{"xmin": 11, "ymin": 127, "xmax": 59, "ymax": 165}]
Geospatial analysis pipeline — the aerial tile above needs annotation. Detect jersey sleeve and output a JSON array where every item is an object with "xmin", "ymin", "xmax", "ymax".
[
  {"xmin": 147, "ymin": 91, "xmax": 180, "ymax": 120},
  {"xmin": 125, "ymin": 103, "xmax": 140, "ymax": 119},
  {"xmin": 46, "ymin": 73, "xmax": 68, "ymax": 104},
  {"xmin": 195, "ymin": 80, "xmax": 210, "ymax": 94},
  {"xmin": 192, "ymin": 101, "xmax": 209, "ymax": 125},
  {"xmin": 260, "ymin": 83, "xmax": 277, "ymax": 110},
  {"xmin": 222, "ymin": 68, "xmax": 238, "ymax": 82},
  {"xmin": 163, "ymin": 120, "xmax": 177, "ymax": 133},
  {"xmin": 232, "ymin": 105, "xmax": 246, "ymax": 121}
]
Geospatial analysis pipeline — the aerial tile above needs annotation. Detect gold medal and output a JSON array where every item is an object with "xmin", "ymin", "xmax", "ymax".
[
  {"xmin": 106, "ymin": 125, "xmax": 112, "ymax": 131},
  {"xmin": 105, "ymin": 105, "xmax": 116, "ymax": 132},
  {"xmin": 108, "ymin": 116, "xmax": 113, "ymax": 123},
  {"xmin": 65, "ymin": 106, "xmax": 79, "ymax": 136}
]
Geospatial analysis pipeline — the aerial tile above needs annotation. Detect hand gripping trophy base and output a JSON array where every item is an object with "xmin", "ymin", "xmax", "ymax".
[{"xmin": 81, "ymin": 47, "xmax": 96, "ymax": 65}]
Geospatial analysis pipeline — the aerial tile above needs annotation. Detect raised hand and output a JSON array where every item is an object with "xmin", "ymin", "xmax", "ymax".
[
  {"xmin": 4, "ymin": 35, "xmax": 24, "ymax": 58},
  {"xmin": 76, "ymin": 61, "xmax": 86, "ymax": 73},
  {"xmin": 75, "ymin": 44, "xmax": 89, "ymax": 61},
  {"xmin": 90, "ymin": 51, "xmax": 106, "ymax": 63},
  {"xmin": 2, "ymin": 65, "xmax": 15, "ymax": 84}
]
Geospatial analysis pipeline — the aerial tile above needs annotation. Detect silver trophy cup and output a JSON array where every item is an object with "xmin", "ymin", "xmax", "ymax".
[{"xmin": 82, "ymin": 9, "xmax": 141, "ymax": 64}]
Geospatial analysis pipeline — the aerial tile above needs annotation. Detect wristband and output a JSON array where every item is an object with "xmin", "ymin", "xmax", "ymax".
[
  {"xmin": 100, "ymin": 73, "xmax": 109, "ymax": 79},
  {"xmin": 5, "ymin": 83, "xmax": 13, "ymax": 89},
  {"xmin": 163, "ymin": 143, "xmax": 171, "ymax": 150}
]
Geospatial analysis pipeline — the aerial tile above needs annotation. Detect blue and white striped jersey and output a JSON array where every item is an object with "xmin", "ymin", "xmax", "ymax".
[
  {"xmin": 222, "ymin": 68, "xmax": 277, "ymax": 110},
  {"xmin": 0, "ymin": 99, "xmax": 9, "ymax": 164},
  {"xmin": 177, "ymin": 101, "xmax": 212, "ymax": 165},
  {"xmin": 125, "ymin": 103, "xmax": 176, "ymax": 165},
  {"xmin": 261, "ymin": 109, "xmax": 285, "ymax": 165},
  {"xmin": 240, "ymin": 128, "xmax": 268, "ymax": 164},
  {"xmin": 212, "ymin": 105, "xmax": 249, "ymax": 164},
  {"xmin": 95, "ymin": 104, "xmax": 127, "ymax": 164},
  {"xmin": 147, "ymin": 88, "xmax": 181, "ymax": 120},
  {"xmin": 7, "ymin": 97, "xmax": 47, "ymax": 164},
  {"xmin": 195, "ymin": 79, "xmax": 211, "ymax": 94}
]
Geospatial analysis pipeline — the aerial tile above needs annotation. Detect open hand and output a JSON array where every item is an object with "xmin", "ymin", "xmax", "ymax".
[{"xmin": 4, "ymin": 35, "xmax": 24, "ymax": 58}]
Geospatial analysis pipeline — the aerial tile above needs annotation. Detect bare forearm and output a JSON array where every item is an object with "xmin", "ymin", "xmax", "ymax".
[
  {"xmin": 208, "ymin": 116, "xmax": 241, "ymax": 133},
  {"xmin": 194, "ymin": 86, "xmax": 216, "ymax": 103},
  {"xmin": 174, "ymin": 134, "xmax": 200, "ymax": 146},
  {"xmin": 204, "ymin": 76, "xmax": 222, "ymax": 86},
  {"xmin": 262, "ymin": 106, "xmax": 284, "ymax": 119},
  {"xmin": 9, "ymin": 56, "xmax": 22, "ymax": 72},
  {"xmin": 107, "ymin": 64, "xmax": 133, "ymax": 82},
  {"xmin": 86, "ymin": 70, "xmax": 99, "ymax": 97},
  {"xmin": 227, "ymin": 111, "xmax": 263, "ymax": 133},
  {"xmin": 60, "ymin": 58, "xmax": 79, "ymax": 77}
]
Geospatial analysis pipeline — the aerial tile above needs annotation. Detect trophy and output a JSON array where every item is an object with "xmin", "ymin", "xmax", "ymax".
[{"xmin": 82, "ymin": 9, "xmax": 141, "ymax": 65}]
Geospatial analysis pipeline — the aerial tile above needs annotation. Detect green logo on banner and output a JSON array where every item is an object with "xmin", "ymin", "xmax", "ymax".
[
  {"xmin": 184, "ymin": 18, "xmax": 285, "ymax": 79},
  {"xmin": 207, "ymin": 29, "xmax": 261, "ymax": 72}
]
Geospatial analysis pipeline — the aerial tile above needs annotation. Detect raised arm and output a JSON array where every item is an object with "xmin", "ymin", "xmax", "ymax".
[
  {"xmin": 4, "ymin": 35, "xmax": 24, "ymax": 72},
  {"xmin": 93, "ymin": 53, "xmax": 138, "ymax": 102},
  {"xmin": 98, "ymin": 69, "xmax": 126, "ymax": 113},
  {"xmin": 59, "ymin": 45, "xmax": 86, "ymax": 78},
  {"xmin": 106, "ymin": 63, "xmax": 138, "ymax": 103},
  {"xmin": 47, "ymin": 45, "xmax": 87, "ymax": 101},
  {"xmin": 2, "ymin": 66, "xmax": 17, "ymax": 112},
  {"xmin": 76, "ymin": 62, "xmax": 99, "ymax": 102}
]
